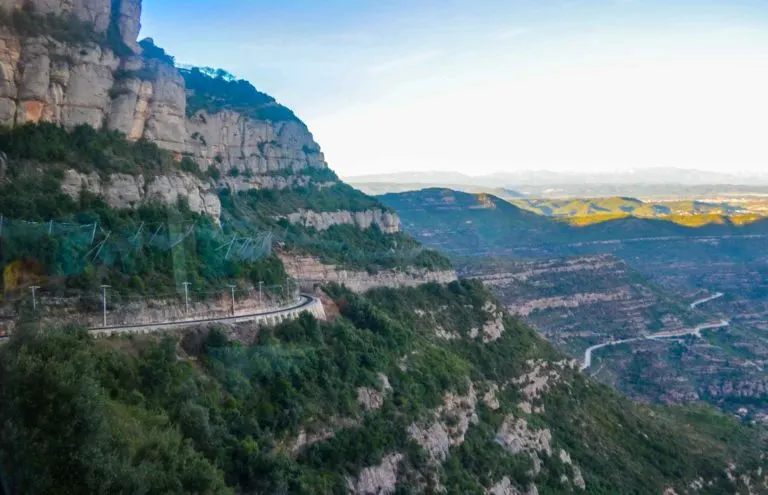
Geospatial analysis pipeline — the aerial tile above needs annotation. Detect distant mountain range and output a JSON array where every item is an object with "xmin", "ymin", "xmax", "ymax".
[
  {"xmin": 347, "ymin": 168, "xmax": 768, "ymax": 186},
  {"xmin": 349, "ymin": 181, "xmax": 523, "ymax": 200},
  {"xmin": 347, "ymin": 168, "xmax": 768, "ymax": 199}
]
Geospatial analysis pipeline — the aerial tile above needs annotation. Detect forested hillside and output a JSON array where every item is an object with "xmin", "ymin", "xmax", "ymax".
[{"xmin": 1, "ymin": 281, "xmax": 765, "ymax": 494}]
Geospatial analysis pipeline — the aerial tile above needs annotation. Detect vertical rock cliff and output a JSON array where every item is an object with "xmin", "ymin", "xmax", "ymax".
[
  {"xmin": 0, "ymin": 0, "xmax": 401, "ymax": 232},
  {"xmin": 0, "ymin": 0, "xmax": 329, "ymax": 185}
]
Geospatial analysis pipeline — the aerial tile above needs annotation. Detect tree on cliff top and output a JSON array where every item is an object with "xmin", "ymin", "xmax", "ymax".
[{"xmin": 180, "ymin": 66, "xmax": 303, "ymax": 124}]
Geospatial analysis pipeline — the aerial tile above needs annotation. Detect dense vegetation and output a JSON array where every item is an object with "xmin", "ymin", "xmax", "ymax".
[
  {"xmin": 138, "ymin": 37, "xmax": 175, "ymax": 65},
  {"xmin": 221, "ymin": 188, "xmax": 451, "ymax": 272},
  {"xmin": 0, "ymin": 124, "xmax": 448, "ymax": 297},
  {"xmin": 0, "ymin": 127, "xmax": 287, "ymax": 297},
  {"xmin": 0, "ymin": 123, "xmax": 179, "ymax": 178},
  {"xmin": 181, "ymin": 66, "xmax": 303, "ymax": 123},
  {"xmin": 0, "ymin": 281, "xmax": 763, "ymax": 493},
  {"xmin": 0, "ymin": 181, "xmax": 287, "ymax": 298},
  {"xmin": 238, "ymin": 183, "xmax": 385, "ymax": 216}
]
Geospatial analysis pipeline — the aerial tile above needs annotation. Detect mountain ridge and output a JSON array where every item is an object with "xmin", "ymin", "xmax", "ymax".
[
  {"xmin": 380, "ymin": 188, "xmax": 768, "ymax": 257},
  {"xmin": 347, "ymin": 167, "xmax": 768, "ymax": 187}
]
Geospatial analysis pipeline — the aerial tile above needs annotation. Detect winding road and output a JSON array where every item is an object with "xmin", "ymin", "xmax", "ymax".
[
  {"xmin": 89, "ymin": 295, "xmax": 320, "ymax": 336},
  {"xmin": 690, "ymin": 292, "xmax": 724, "ymax": 309},
  {"xmin": 581, "ymin": 292, "xmax": 730, "ymax": 371}
]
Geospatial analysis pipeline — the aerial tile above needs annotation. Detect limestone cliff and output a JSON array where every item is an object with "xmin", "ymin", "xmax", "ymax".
[
  {"xmin": 0, "ymin": 0, "xmax": 330, "ymax": 193},
  {"xmin": 0, "ymin": 0, "xmax": 141, "ymax": 126},
  {"xmin": 283, "ymin": 208, "xmax": 401, "ymax": 233},
  {"xmin": 279, "ymin": 254, "xmax": 457, "ymax": 293},
  {"xmin": 0, "ymin": 0, "xmax": 139, "ymax": 43},
  {"xmin": 61, "ymin": 168, "xmax": 222, "ymax": 219},
  {"xmin": 0, "ymin": 0, "xmax": 402, "ymax": 236},
  {"xmin": 184, "ymin": 108, "xmax": 327, "ymax": 182}
]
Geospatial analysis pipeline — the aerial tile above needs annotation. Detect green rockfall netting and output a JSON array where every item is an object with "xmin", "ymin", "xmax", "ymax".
[{"xmin": 0, "ymin": 215, "xmax": 274, "ymax": 290}]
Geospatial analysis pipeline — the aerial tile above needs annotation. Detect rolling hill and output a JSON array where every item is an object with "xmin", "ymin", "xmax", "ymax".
[
  {"xmin": 511, "ymin": 197, "xmax": 764, "ymax": 227},
  {"xmin": 379, "ymin": 188, "xmax": 768, "ymax": 257}
]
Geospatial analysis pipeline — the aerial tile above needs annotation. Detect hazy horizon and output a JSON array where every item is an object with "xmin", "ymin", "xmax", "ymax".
[
  {"xmin": 143, "ymin": 1, "xmax": 768, "ymax": 178},
  {"xmin": 342, "ymin": 166, "xmax": 768, "ymax": 180}
]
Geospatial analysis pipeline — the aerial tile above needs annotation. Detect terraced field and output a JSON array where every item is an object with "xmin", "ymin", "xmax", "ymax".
[
  {"xmin": 460, "ymin": 254, "xmax": 699, "ymax": 355},
  {"xmin": 462, "ymin": 252, "xmax": 768, "ymax": 420}
]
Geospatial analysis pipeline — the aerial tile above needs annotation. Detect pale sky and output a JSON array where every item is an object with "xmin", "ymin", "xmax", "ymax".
[{"xmin": 143, "ymin": 1, "xmax": 768, "ymax": 177}]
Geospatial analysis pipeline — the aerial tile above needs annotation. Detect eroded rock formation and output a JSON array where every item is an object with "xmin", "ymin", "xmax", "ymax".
[
  {"xmin": 346, "ymin": 452, "xmax": 403, "ymax": 495},
  {"xmin": 0, "ymin": 0, "xmax": 330, "ymax": 195},
  {"xmin": 279, "ymin": 254, "xmax": 458, "ymax": 293},
  {"xmin": 61, "ymin": 168, "xmax": 221, "ymax": 218},
  {"xmin": 284, "ymin": 208, "xmax": 400, "ymax": 233}
]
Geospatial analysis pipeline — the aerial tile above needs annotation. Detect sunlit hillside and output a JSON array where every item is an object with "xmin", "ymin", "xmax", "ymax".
[{"xmin": 510, "ymin": 197, "xmax": 768, "ymax": 227}]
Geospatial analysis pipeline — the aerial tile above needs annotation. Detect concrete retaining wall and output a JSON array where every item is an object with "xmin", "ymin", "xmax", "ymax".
[{"xmin": 92, "ymin": 295, "xmax": 326, "ymax": 337}]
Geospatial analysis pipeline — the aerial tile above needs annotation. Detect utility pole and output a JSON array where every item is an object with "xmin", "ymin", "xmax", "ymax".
[
  {"xmin": 228, "ymin": 284, "xmax": 237, "ymax": 316},
  {"xmin": 182, "ymin": 282, "xmax": 191, "ymax": 314},
  {"xmin": 100, "ymin": 285, "xmax": 110, "ymax": 327},
  {"xmin": 29, "ymin": 285, "xmax": 40, "ymax": 311},
  {"xmin": 258, "ymin": 281, "xmax": 263, "ymax": 307}
]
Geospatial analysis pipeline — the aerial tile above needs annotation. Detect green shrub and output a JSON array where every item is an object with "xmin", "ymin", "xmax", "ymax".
[
  {"xmin": 0, "ymin": 123, "xmax": 175, "ymax": 178},
  {"xmin": 180, "ymin": 156, "xmax": 203, "ymax": 177},
  {"xmin": 206, "ymin": 166, "xmax": 221, "ymax": 181},
  {"xmin": 138, "ymin": 38, "xmax": 175, "ymax": 65},
  {"xmin": 180, "ymin": 66, "xmax": 302, "ymax": 124}
]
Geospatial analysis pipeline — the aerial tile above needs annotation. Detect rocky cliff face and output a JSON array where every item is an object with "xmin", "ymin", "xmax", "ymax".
[
  {"xmin": 185, "ymin": 109, "xmax": 327, "ymax": 179},
  {"xmin": 284, "ymin": 208, "xmax": 401, "ymax": 233},
  {"xmin": 0, "ymin": 0, "xmax": 139, "ymax": 41},
  {"xmin": 0, "ymin": 0, "xmax": 142, "ymax": 126},
  {"xmin": 61, "ymin": 168, "xmax": 222, "ymax": 219},
  {"xmin": 280, "ymin": 254, "xmax": 457, "ymax": 293},
  {"xmin": 0, "ymin": 0, "xmax": 330, "ymax": 190},
  {"xmin": 1, "ymin": 0, "xmax": 406, "ymax": 238}
]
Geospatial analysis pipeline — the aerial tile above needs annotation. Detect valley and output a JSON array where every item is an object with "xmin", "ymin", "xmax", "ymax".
[{"xmin": 383, "ymin": 189, "xmax": 768, "ymax": 421}]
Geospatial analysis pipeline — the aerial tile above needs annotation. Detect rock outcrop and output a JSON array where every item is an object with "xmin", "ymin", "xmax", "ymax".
[
  {"xmin": 346, "ymin": 452, "xmax": 403, "ymax": 495},
  {"xmin": 283, "ymin": 208, "xmax": 400, "ymax": 233},
  {"xmin": 495, "ymin": 414, "xmax": 552, "ymax": 457},
  {"xmin": 61, "ymin": 168, "xmax": 221, "ymax": 219},
  {"xmin": 356, "ymin": 373, "xmax": 392, "ymax": 411},
  {"xmin": 0, "ymin": 1, "xmax": 148, "ymax": 130},
  {"xmin": 512, "ymin": 359, "xmax": 578, "ymax": 402},
  {"xmin": 472, "ymin": 301, "xmax": 506, "ymax": 343},
  {"xmin": 408, "ymin": 382, "xmax": 478, "ymax": 462},
  {"xmin": 280, "ymin": 254, "xmax": 457, "ymax": 293},
  {"xmin": 0, "ymin": 0, "xmax": 330, "ymax": 193},
  {"xmin": 0, "ymin": 0, "xmax": 136, "ymax": 37},
  {"xmin": 185, "ymin": 110, "xmax": 326, "ymax": 176},
  {"xmin": 487, "ymin": 477, "xmax": 540, "ymax": 495}
]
